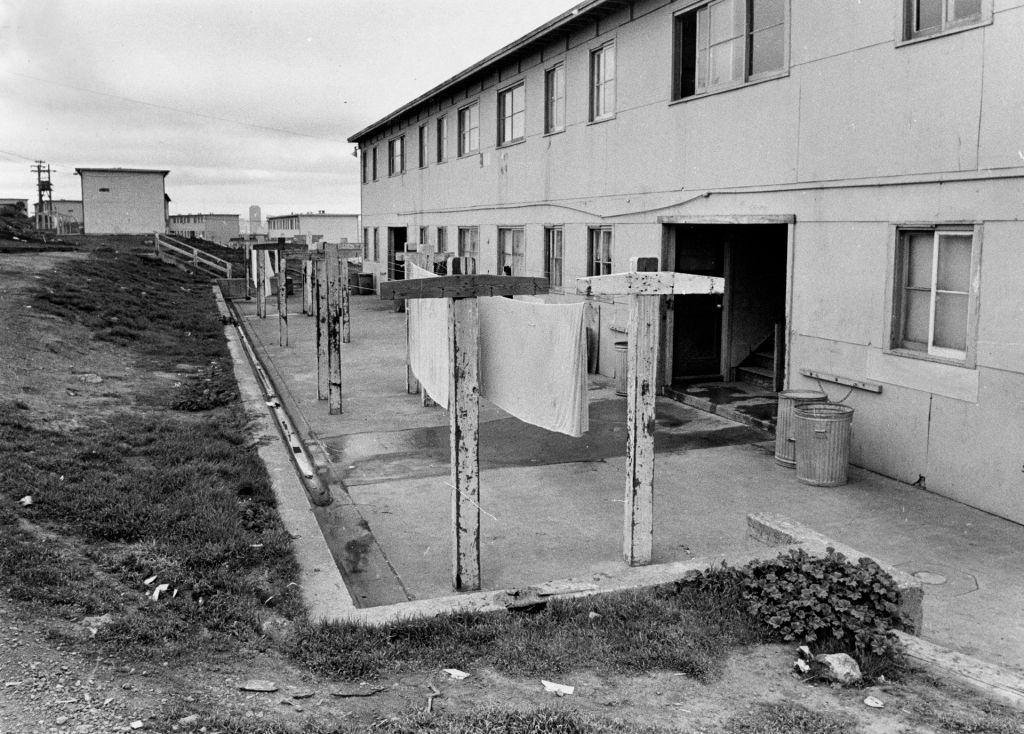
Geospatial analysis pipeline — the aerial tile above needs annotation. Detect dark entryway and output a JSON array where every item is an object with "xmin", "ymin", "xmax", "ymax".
[
  {"xmin": 666, "ymin": 222, "xmax": 788, "ymax": 390},
  {"xmin": 388, "ymin": 227, "xmax": 408, "ymax": 281}
]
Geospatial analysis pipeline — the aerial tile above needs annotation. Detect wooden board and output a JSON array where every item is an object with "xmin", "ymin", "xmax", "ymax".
[
  {"xmin": 251, "ymin": 243, "xmax": 309, "ymax": 254},
  {"xmin": 381, "ymin": 275, "xmax": 548, "ymax": 300},
  {"xmin": 576, "ymin": 272, "xmax": 724, "ymax": 297}
]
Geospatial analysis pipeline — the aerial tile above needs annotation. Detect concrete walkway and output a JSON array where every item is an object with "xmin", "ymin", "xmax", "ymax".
[{"xmin": 234, "ymin": 290, "xmax": 1024, "ymax": 675}]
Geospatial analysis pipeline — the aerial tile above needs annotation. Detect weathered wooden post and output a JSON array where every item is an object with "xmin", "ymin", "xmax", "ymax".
[
  {"xmin": 577, "ymin": 258, "xmax": 724, "ymax": 566},
  {"xmin": 381, "ymin": 266, "xmax": 547, "ymax": 592},
  {"xmin": 325, "ymin": 243, "xmax": 344, "ymax": 414},
  {"xmin": 315, "ymin": 255, "xmax": 328, "ymax": 401},
  {"xmin": 302, "ymin": 260, "xmax": 313, "ymax": 315},
  {"xmin": 243, "ymin": 242, "xmax": 252, "ymax": 299},
  {"xmin": 256, "ymin": 249, "xmax": 267, "ymax": 318},
  {"xmin": 341, "ymin": 281, "xmax": 351, "ymax": 344},
  {"xmin": 254, "ymin": 244, "xmax": 305, "ymax": 346}
]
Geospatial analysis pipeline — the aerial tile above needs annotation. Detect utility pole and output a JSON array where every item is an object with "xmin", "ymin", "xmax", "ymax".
[{"xmin": 30, "ymin": 160, "xmax": 53, "ymax": 228}]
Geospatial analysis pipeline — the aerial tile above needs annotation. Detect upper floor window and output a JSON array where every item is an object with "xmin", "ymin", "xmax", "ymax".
[
  {"xmin": 545, "ymin": 63, "xmax": 566, "ymax": 134},
  {"xmin": 361, "ymin": 150, "xmax": 368, "ymax": 184},
  {"xmin": 590, "ymin": 42, "xmax": 616, "ymax": 121},
  {"xmin": 388, "ymin": 136, "xmax": 405, "ymax": 176},
  {"xmin": 588, "ymin": 227, "xmax": 613, "ymax": 276},
  {"xmin": 498, "ymin": 227, "xmax": 525, "ymax": 275},
  {"xmin": 436, "ymin": 115, "xmax": 449, "ymax": 163},
  {"xmin": 371, "ymin": 146, "xmax": 378, "ymax": 181},
  {"xmin": 458, "ymin": 226, "xmax": 479, "ymax": 261},
  {"xmin": 498, "ymin": 83, "xmax": 526, "ymax": 145},
  {"xmin": 892, "ymin": 226, "xmax": 979, "ymax": 363},
  {"xmin": 673, "ymin": 0, "xmax": 787, "ymax": 100},
  {"xmin": 545, "ymin": 227, "xmax": 564, "ymax": 287},
  {"xmin": 362, "ymin": 227, "xmax": 369, "ymax": 259},
  {"xmin": 458, "ymin": 102, "xmax": 479, "ymax": 156},
  {"xmin": 904, "ymin": 0, "xmax": 986, "ymax": 40},
  {"xmin": 418, "ymin": 124, "xmax": 428, "ymax": 168}
]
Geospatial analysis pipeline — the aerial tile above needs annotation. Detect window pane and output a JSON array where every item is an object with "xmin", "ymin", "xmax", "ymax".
[
  {"xmin": 916, "ymin": 0, "xmax": 942, "ymax": 31},
  {"xmin": 903, "ymin": 289, "xmax": 931, "ymax": 346},
  {"xmin": 936, "ymin": 234, "xmax": 972, "ymax": 292},
  {"xmin": 905, "ymin": 232, "xmax": 934, "ymax": 288},
  {"xmin": 934, "ymin": 292, "xmax": 968, "ymax": 352},
  {"xmin": 752, "ymin": 0, "xmax": 784, "ymax": 31},
  {"xmin": 709, "ymin": 0, "xmax": 742, "ymax": 43},
  {"xmin": 751, "ymin": 24, "xmax": 785, "ymax": 75},
  {"xmin": 709, "ymin": 38, "xmax": 743, "ymax": 85},
  {"xmin": 949, "ymin": 0, "xmax": 981, "ymax": 21}
]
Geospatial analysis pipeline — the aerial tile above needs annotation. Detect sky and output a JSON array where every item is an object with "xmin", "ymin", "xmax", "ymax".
[{"xmin": 0, "ymin": 0, "xmax": 578, "ymax": 219}]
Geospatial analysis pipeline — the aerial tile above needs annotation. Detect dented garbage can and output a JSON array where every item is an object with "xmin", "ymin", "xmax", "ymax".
[
  {"xmin": 774, "ymin": 390, "xmax": 828, "ymax": 467},
  {"xmin": 794, "ymin": 402, "xmax": 854, "ymax": 487}
]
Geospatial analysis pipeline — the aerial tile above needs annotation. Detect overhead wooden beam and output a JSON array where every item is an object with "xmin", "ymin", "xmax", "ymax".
[
  {"xmin": 576, "ymin": 272, "xmax": 724, "ymax": 297},
  {"xmin": 251, "ymin": 243, "xmax": 308, "ymax": 254},
  {"xmin": 381, "ymin": 274, "xmax": 548, "ymax": 300}
]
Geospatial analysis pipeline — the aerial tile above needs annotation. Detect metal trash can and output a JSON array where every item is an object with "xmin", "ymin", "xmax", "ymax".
[
  {"xmin": 774, "ymin": 390, "xmax": 828, "ymax": 467},
  {"xmin": 794, "ymin": 402, "xmax": 854, "ymax": 487},
  {"xmin": 614, "ymin": 341, "xmax": 628, "ymax": 396}
]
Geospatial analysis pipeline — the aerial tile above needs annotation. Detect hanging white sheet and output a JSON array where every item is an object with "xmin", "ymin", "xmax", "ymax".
[
  {"xmin": 407, "ymin": 264, "xmax": 450, "ymax": 408},
  {"xmin": 478, "ymin": 297, "xmax": 589, "ymax": 437},
  {"xmin": 250, "ymin": 249, "xmax": 277, "ymax": 295}
]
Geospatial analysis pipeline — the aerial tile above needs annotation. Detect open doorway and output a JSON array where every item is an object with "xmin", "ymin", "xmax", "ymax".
[
  {"xmin": 666, "ymin": 223, "xmax": 788, "ymax": 391},
  {"xmin": 388, "ymin": 227, "xmax": 408, "ymax": 281}
]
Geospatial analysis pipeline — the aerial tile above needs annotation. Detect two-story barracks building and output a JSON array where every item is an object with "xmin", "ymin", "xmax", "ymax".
[{"xmin": 348, "ymin": 0, "xmax": 1024, "ymax": 525}]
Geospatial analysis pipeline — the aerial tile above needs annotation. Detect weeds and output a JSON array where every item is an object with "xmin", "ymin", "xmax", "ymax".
[{"xmin": 725, "ymin": 701, "xmax": 858, "ymax": 734}]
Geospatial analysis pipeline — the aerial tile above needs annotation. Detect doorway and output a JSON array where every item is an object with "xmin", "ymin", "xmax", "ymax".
[{"xmin": 388, "ymin": 227, "xmax": 408, "ymax": 281}]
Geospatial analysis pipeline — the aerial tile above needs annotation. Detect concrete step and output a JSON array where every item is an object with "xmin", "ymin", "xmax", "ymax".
[{"xmin": 736, "ymin": 365, "xmax": 776, "ymax": 390}]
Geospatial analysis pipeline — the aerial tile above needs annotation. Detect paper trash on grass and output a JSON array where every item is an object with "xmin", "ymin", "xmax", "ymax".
[
  {"xmin": 442, "ymin": 669, "xmax": 469, "ymax": 680},
  {"xmin": 151, "ymin": 583, "xmax": 170, "ymax": 601},
  {"xmin": 18, "ymin": 496, "xmax": 32, "ymax": 507},
  {"xmin": 541, "ymin": 680, "xmax": 574, "ymax": 696},
  {"xmin": 864, "ymin": 696, "xmax": 884, "ymax": 708},
  {"xmin": 143, "ymin": 575, "xmax": 158, "ymax": 586}
]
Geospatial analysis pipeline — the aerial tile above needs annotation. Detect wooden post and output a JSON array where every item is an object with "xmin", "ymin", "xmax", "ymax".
[
  {"xmin": 342, "ymin": 282, "xmax": 351, "ymax": 344},
  {"xmin": 449, "ymin": 297, "xmax": 480, "ymax": 591},
  {"xmin": 243, "ymin": 242, "xmax": 252, "ymax": 299},
  {"xmin": 316, "ymin": 257, "xmax": 328, "ymax": 401},
  {"xmin": 302, "ymin": 260, "xmax": 313, "ymax": 315},
  {"xmin": 325, "ymin": 244, "xmax": 343, "ymax": 414},
  {"xmin": 256, "ymin": 250, "xmax": 267, "ymax": 318},
  {"xmin": 381, "ymin": 271, "xmax": 547, "ymax": 592},
  {"xmin": 576, "ymin": 260, "xmax": 724, "ymax": 567},
  {"xmin": 277, "ymin": 252, "xmax": 289, "ymax": 346}
]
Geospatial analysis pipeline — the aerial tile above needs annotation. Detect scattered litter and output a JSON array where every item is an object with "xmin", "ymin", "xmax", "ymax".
[
  {"xmin": 4, "ymin": 681, "xmax": 21, "ymax": 687},
  {"xmin": 240, "ymin": 679, "xmax": 279, "ymax": 693},
  {"xmin": 793, "ymin": 658, "xmax": 811, "ymax": 674},
  {"xmin": 541, "ymin": 680, "xmax": 574, "ymax": 696},
  {"xmin": 798, "ymin": 645, "xmax": 812, "ymax": 660},
  {"xmin": 150, "ymin": 583, "xmax": 170, "ymax": 601},
  {"xmin": 143, "ymin": 576, "xmax": 157, "ymax": 587},
  {"xmin": 103, "ymin": 697, "xmax": 114, "ymax": 706},
  {"xmin": 18, "ymin": 496, "xmax": 32, "ymax": 507},
  {"xmin": 587, "ymin": 611, "xmax": 602, "ymax": 621},
  {"xmin": 250, "ymin": 543, "xmax": 264, "ymax": 548},
  {"xmin": 442, "ymin": 668, "xmax": 469, "ymax": 680},
  {"xmin": 129, "ymin": 721, "xmax": 145, "ymax": 730},
  {"xmin": 59, "ymin": 475, "xmax": 64, "ymax": 481},
  {"xmin": 172, "ymin": 589, "xmax": 179, "ymax": 598},
  {"xmin": 331, "ymin": 684, "xmax": 385, "ymax": 698},
  {"xmin": 426, "ymin": 683, "xmax": 441, "ymax": 713},
  {"xmin": 864, "ymin": 696, "xmax": 884, "ymax": 708}
]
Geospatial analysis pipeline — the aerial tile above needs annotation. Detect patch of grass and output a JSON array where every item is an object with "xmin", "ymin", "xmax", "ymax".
[
  {"xmin": 906, "ymin": 673, "xmax": 1024, "ymax": 733},
  {"xmin": 373, "ymin": 708, "xmax": 671, "ymax": 733},
  {"xmin": 294, "ymin": 578, "xmax": 763, "ymax": 682},
  {"xmin": 725, "ymin": 701, "xmax": 858, "ymax": 734}
]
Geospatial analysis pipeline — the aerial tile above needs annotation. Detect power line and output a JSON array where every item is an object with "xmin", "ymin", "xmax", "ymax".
[{"xmin": 8, "ymin": 71, "xmax": 348, "ymax": 144}]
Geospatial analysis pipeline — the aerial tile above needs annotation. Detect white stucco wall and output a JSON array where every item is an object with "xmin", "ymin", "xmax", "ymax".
[{"xmin": 80, "ymin": 170, "xmax": 167, "ymax": 234}]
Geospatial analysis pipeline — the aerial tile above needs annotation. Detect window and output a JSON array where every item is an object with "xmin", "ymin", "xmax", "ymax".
[
  {"xmin": 544, "ymin": 64, "xmax": 566, "ymax": 134},
  {"xmin": 457, "ymin": 102, "xmax": 479, "ymax": 156},
  {"xmin": 497, "ymin": 83, "xmax": 526, "ymax": 145},
  {"xmin": 362, "ymin": 227, "xmax": 369, "ymax": 259},
  {"xmin": 371, "ymin": 146, "xmax": 378, "ymax": 180},
  {"xmin": 893, "ymin": 227, "xmax": 978, "ymax": 362},
  {"xmin": 588, "ymin": 227, "xmax": 612, "ymax": 276},
  {"xmin": 673, "ymin": 0, "xmax": 787, "ymax": 100},
  {"xmin": 498, "ymin": 227, "xmax": 525, "ymax": 275},
  {"xmin": 437, "ymin": 226, "xmax": 448, "ymax": 253},
  {"xmin": 589, "ymin": 42, "xmax": 615, "ymax": 121},
  {"xmin": 419, "ymin": 226, "xmax": 428, "ymax": 248},
  {"xmin": 436, "ymin": 115, "xmax": 449, "ymax": 162},
  {"xmin": 373, "ymin": 228, "xmax": 380, "ymax": 262},
  {"xmin": 418, "ymin": 124, "xmax": 428, "ymax": 168},
  {"xmin": 361, "ymin": 150, "xmax": 368, "ymax": 183},
  {"xmin": 458, "ymin": 226, "xmax": 479, "ymax": 262},
  {"xmin": 904, "ymin": 0, "xmax": 985, "ymax": 39},
  {"xmin": 545, "ymin": 227, "xmax": 564, "ymax": 287},
  {"xmin": 388, "ymin": 136, "xmax": 405, "ymax": 176}
]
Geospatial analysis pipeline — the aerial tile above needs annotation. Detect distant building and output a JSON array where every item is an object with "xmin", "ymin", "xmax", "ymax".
[
  {"xmin": 248, "ymin": 205, "xmax": 264, "ymax": 234},
  {"xmin": 266, "ymin": 212, "xmax": 359, "ymax": 247},
  {"xmin": 168, "ymin": 213, "xmax": 240, "ymax": 245},
  {"xmin": 76, "ymin": 168, "xmax": 169, "ymax": 234},
  {"xmin": 34, "ymin": 199, "xmax": 83, "ymax": 227},
  {"xmin": 0, "ymin": 198, "xmax": 28, "ymax": 216}
]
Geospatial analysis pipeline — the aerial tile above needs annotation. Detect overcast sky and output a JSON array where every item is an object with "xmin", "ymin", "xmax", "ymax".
[{"xmin": 0, "ymin": 0, "xmax": 576, "ymax": 219}]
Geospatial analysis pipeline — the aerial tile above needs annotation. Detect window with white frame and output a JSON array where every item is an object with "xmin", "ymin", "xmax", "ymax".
[
  {"xmin": 388, "ymin": 136, "xmax": 405, "ymax": 176},
  {"xmin": 589, "ymin": 42, "xmax": 615, "ymax": 121},
  {"xmin": 544, "ymin": 63, "xmax": 566, "ymax": 134},
  {"xmin": 437, "ymin": 226, "xmax": 448, "ymax": 253},
  {"xmin": 458, "ymin": 226, "xmax": 479, "ymax": 262},
  {"xmin": 673, "ymin": 0, "xmax": 787, "ymax": 100},
  {"xmin": 418, "ymin": 124, "xmax": 428, "ymax": 168},
  {"xmin": 545, "ymin": 227, "xmax": 564, "ymax": 287},
  {"xmin": 458, "ymin": 103, "xmax": 479, "ymax": 156},
  {"xmin": 588, "ymin": 227, "xmax": 612, "ymax": 276},
  {"xmin": 904, "ymin": 0, "xmax": 987, "ymax": 40},
  {"xmin": 893, "ymin": 227, "xmax": 979, "ymax": 362},
  {"xmin": 498, "ymin": 83, "xmax": 525, "ymax": 145},
  {"xmin": 436, "ymin": 115, "xmax": 449, "ymax": 162},
  {"xmin": 498, "ymin": 227, "xmax": 525, "ymax": 275}
]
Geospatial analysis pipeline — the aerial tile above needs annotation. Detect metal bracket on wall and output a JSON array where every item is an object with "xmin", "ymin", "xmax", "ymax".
[{"xmin": 799, "ymin": 368, "xmax": 883, "ymax": 394}]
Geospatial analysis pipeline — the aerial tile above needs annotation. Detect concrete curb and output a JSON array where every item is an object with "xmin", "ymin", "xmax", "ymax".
[{"xmin": 214, "ymin": 287, "xmax": 356, "ymax": 621}]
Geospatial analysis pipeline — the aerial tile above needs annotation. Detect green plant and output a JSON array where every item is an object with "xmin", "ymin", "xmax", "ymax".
[{"xmin": 739, "ymin": 547, "xmax": 905, "ymax": 661}]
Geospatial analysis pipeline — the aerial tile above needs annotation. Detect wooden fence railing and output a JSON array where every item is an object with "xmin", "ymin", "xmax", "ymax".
[{"xmin": 154, "ymin": 233, "xmax": 232, "ymax": 278}]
